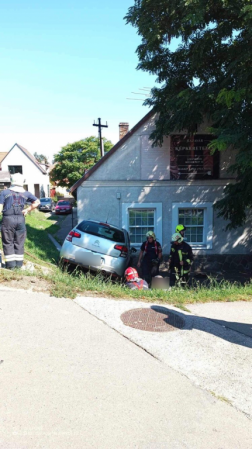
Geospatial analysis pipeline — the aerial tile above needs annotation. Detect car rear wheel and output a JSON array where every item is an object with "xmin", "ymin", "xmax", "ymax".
[{"xmin": 59, "ymin": 258, "xmax": 76, "ymax": 273}]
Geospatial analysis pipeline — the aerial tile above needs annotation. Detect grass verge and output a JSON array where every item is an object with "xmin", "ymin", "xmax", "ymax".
[
  {"xmin": 0, "ymin": 211, "xmax": 252, "ymax": 305},
  {"xmin": 48, "ymin": 269, "xmax": 252, "ymax": 306},
  {"xmin": 24, "ymin": 211, "xmax": 60, "ymax": 265}
]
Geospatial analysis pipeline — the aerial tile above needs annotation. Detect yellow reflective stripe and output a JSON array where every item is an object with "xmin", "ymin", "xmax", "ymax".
[{"xmin": 178, "ymin": 250, "xmax": 183, "ymax": 276}]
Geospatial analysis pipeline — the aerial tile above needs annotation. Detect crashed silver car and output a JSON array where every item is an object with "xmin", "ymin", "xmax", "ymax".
[{"xmin": 60, "ymin": 220, "xmax": 134, "ymax": 278}]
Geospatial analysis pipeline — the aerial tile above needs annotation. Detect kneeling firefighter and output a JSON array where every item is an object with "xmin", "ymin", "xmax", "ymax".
[
  {"xmin": 168, "ymin": 233, "xmax": 193, "ymax": 287},
  {"xmin": 124, "ymin": 267, "xmax": 149, "ymax": 290},
  {"xmin": 0, "ymin": 174, "xmax": 40, "ymax": 269}
]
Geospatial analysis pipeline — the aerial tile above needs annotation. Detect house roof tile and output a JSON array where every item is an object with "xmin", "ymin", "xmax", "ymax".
[{"xmin": 0, "ymin": 152, "xmax": 8, "ymax": 163}]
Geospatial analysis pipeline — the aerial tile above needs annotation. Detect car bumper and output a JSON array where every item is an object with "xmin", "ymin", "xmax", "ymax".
[
  {"xmin": 60, "ymin": 241, "xmax": 128, "ymax": 277},
  {"xmin": 55, "ymin": 209, "xmax": 71, "ymax": 214}
]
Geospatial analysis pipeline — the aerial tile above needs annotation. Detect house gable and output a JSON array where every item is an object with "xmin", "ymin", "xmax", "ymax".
[
  {"xmin": 1, "ymin": 143, "xmax": 50, "ymax": 197},
  {"xmin": 1, "ymin": 144, "xmax": 47, "ymax": 174},
  {"xmin": 71, "ymin": 112, "xmax": 172, "ymax": 191},
  {"xmin": 71, "ymin": 111, "xmax": 236, "ymax": 194}
]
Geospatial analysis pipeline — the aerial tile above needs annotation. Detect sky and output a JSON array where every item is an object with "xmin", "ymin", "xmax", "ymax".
[{"xmin": 0, "ymin": 0, "xmax": 157, "ymax": 163}]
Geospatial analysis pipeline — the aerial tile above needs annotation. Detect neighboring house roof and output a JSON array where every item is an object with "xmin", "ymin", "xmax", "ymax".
[
  {"xmin": 0, "ymin": 152, "xmax": 8, "ymax": 164},
  {"xmin": 48, "ymin": 163, "xmax": 56, "ymax": 173},
  {"xmin": 1, "ymin": 143, "xmax": 47, "ymax": 174},
  {"xmin": 0, "ymin": 171, "xmax": 11, "ymax": 182},
  {"xmin": 70, "ymin": 110, "xmax": 154, "ymax": 193}
]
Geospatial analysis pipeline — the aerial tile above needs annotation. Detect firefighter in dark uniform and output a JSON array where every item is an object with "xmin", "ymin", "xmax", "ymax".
[
  {"xmin": 175, "ymin": 224, "xmax": 186, "ymax": 237},
  {"xmin": 137, "ymin": 231, "xmax": 162, "ymax": 285},
  {"xmin": 168, "ymin": 233, "xmax": 193, "ymax": 287},
  {"xmin": 0, "ymin": 173, "xmax": 40, "ymax": 269}
]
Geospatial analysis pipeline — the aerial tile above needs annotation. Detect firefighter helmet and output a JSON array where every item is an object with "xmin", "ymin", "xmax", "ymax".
[
  {"xmin": 146, "ymin": 231, "xmax": 156, "ymax": 240},
  {"xmin": 175, "ymin": 224, "xmax": 186, "ymax": 233},
  {"xmin": 124, "ymin": 267, "xmax": 138, "ymax": 282},
  {"xmin": 172, "ymin": 233, "xmax": 183, "ymax": 243}
]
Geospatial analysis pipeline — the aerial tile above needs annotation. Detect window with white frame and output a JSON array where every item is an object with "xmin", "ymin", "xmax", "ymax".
[
  {"xmin": 172, "ymin": 202, "xmax": 213, "ymax": 249},
  {"xmin": 122, "ymin": 203, "xmax": 162, "ymax": 246},
  {"xmin": 129, "ymin": 209, "xmax": 155, "ymax": 244},
  {"xmin": 178, "ymin": 208, "xmax": 204, "ymax": 243}
]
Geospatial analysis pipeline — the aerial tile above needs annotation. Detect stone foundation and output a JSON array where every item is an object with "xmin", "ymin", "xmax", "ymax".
[
  {"xmin": 130, "ymin": 253, "xmax": 252, "ymax": 274},
  {"xmin": 188, "ymin": 254, "xmax": 252, "ymax": 274}
]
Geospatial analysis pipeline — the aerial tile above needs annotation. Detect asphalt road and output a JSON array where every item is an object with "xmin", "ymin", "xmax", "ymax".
[{"xmin": 0, "ymin": 287, "xmax": 251, "ymax": 449}]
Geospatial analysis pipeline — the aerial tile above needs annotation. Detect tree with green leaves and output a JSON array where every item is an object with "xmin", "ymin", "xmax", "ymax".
[
  {"xmin": 125, "ymin": 0, "xmax": 252, "ymax": 228},
  {"xmin": 50, "ymin": 137, "xmax": 113, "ymax": 188},
  {"xmin": 34, "ymin": 152, "xmax": 49, "ymax": 165}
]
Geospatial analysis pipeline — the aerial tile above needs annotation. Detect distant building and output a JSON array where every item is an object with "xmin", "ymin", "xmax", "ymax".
[{"xmin": 0, "ymin": 143, "xmax": 50, "ymax": 198}]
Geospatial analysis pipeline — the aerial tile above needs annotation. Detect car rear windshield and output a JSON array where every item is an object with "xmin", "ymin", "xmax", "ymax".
[
  {"xmin": 77, "ymin": 221, "xmax": 125, "ymax": 243},
  {"xmin": 40, "ymin": 198, "xmax": 51, "ymax": 203},
  {"xmin": 58, "ymin": 201, "xmax": 70, "ymax": 205}
]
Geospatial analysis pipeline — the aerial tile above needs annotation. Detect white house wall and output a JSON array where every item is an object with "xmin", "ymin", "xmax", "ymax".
[
  {"xmin": 88, "ymin": 115, "xmax": 235, "ymax": 182},
  {"xmin": 90, "ymin": 116, "xmax": 170, "ymax": 182},
  {"xmin": 76, "ymin": 115, "xmax": 249, "ymax": 256},
  {"xmin": 1, "ymin": 146, "xmax": 50, "ymax": 197},
  {"xmin": 77, "ymin": 180, "xmax": 251, "ymax": 256}
]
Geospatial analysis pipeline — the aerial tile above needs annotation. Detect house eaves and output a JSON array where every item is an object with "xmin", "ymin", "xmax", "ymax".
[
  {"xmin": 70, "ymin": 110, "xmax": 154, "ymax": 193},
  {"xmin": 0, "ymin": 171, "xmax": 11, "ymax": 182},
  {"xmin": 0, "ymin": 152, "xmax": 8, "ymax": 164},
  {"xmin": 1, "ymin": 144, "xmax": 47, "ymax": 174}
]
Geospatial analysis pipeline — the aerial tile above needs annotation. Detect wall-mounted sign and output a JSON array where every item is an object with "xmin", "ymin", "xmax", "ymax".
[{"xmin": 170, "ymin": 134, "xmax": 219, "ymax": 180}]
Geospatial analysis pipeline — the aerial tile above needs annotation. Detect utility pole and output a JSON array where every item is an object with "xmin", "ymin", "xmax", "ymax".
[{"xmin": 93, "ymin": 118, "xmax": 108, "ymax": 158}]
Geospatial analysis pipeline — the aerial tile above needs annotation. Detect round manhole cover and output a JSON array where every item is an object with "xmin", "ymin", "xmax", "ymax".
[{"xmin": 120, "ymin": 307, "xmax": 185, "ymax": 332}]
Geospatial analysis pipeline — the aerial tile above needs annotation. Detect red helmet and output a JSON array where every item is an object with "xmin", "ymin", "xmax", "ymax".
[{"xmin": 124, "ymin": 267, "xmax": 138, "ymax": 282}]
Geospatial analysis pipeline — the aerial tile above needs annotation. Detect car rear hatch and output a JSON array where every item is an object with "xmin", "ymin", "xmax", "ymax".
[
  {"xmin": 57, "ymin": 202, "xmax": 70, "ymax": 210},
  {"xmin": 71, "ymin": 221, "xmax": 127, "ymax": 258}
]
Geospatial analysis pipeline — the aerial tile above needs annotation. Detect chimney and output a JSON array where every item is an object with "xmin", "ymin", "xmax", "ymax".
[{"xmin": 119, "ymin": 122, "xmax": 129, "ymax": 140}]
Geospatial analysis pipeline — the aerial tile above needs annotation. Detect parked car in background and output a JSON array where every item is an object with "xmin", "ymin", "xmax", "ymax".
[
  {"xmin": 39, "ymin": 198, "xmax": 55, "ymax": 212},
  {"xmin": 55, "ymin": 200, "xmax": 72, "ymax": 215},
  {"xmin": 60, "ymin": 220, "xmax": 135, "ymax": 278}
]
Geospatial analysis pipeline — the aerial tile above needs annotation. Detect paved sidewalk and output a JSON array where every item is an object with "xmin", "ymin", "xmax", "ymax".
[
  {"xmin": 188, "ymin": 301, "xmax": 252, "ymax": 337},
  {"xmin": 75, "ymin": 296, "xmax": 252, "ymax": 418},
  {"xmin": 0, "ymin": 287, "xmax": 251, "ymax": 449}
]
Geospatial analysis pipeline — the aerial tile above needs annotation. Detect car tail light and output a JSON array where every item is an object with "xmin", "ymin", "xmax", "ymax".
[
  {"xmin": 66, "ymin": 230, "xmax": 81, "ymax": 242},
  {"xmin": 114, "ymin": 244, "xmax": 128, "ymax": 257}
]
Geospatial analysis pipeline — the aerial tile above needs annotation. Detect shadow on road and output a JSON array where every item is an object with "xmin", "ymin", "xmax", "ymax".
[{"xmin": 151, "ymin": 305, "xmax": 252, "ymax": 349}]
